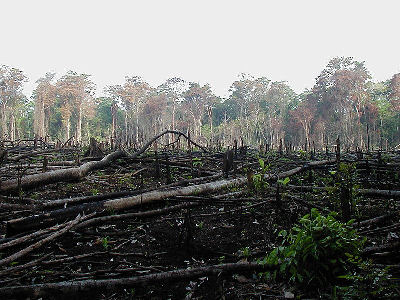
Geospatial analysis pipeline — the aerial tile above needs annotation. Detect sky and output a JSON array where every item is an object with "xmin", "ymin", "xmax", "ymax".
[{"xmin": 2, "ymin": 0, "xmax": 400, "ymax": 98}]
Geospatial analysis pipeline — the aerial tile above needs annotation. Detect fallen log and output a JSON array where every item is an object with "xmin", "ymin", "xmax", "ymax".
[
  {"xmin": 362, "ymin": 241, "xmax": 400, "ymax": 256},
  {"xmin": 6, "ymin": 159, "xmax": 335, "ymax": 236},
  {"xmin": 355, "ymin": 212, "xmax": 399, "ymax": 228},
  {"xmin": 0, "ymin": 254, "xmax": 51, "ymax": 277},
  {"xmin": 0, "ymin": 223, "xmax": 65, "ymax": 251},
  {"xmin": 0, "ymin": 150, "xmax": 126, "ymax": 193},
  {"xmin": 40, "ymin": 173, "xmax": 222, "ymax": 209},
  {"xmin": 74, "ymin": 202, "xmax": 199, "ymax": 230},
  {"xmin": 287, "ymin": 185, "xmax": 400, "ymax": 199},
  {"xmin": 0, "ymin": 214, "xmax": 84, "ymax": 267},
  {"xmin": 0, "ymin": 130, "xmax": 205, "ymax": 193},
  {"xmin": 0, "ymin": 261, "xmax": 271, "ymax": 298}
]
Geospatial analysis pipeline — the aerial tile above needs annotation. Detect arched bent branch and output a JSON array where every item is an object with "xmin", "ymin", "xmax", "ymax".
[{"xmin": 0, "ymin": 130, "xmax": 206, "ymax": 193}]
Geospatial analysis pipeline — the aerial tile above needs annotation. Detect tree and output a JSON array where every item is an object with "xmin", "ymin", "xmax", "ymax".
[
  {"xmin": 389, "ymin": 73, "xmax": 400, "ymax": 111},
  {"xmin": 0, "ymin": 65, "xmax": 27, "ymax": 140},
  {"xmin": 311, "ymin": 57, "xmax": 371, "ymax": 147},
  {"xmin": 157, "ymin": 77, "xmax": 187, "ymax": 133},
  {"xmin": 120, "ymin": 76, "xmax": 152, "ymax": 145},
  {"xmin": 33, "ymin": 72, "xmax": 57, "ymax": 139},
  {"xmin": 56, "ymin": 72, "xmax": 95, "ymax": 142},
  {"xmin": 183, "ymin": 82, "xmax": 216, "ymax": 139}
]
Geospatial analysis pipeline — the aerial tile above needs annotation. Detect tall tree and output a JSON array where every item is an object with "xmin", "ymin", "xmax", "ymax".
[
  {"xmin": 311, "ymin": 57, "xmax": 371, "ymax": 147},
  {"xmin": 183, "ymin": 82, "xmax": 216, "ymax": 139},
  {"xmin": 56, "ymin": 71, "xmax": 95, "ymax": 142},
  {"xmin": 0, "ymin": 65, "xmax": 27, "ymax": 140},
  {"xmin": 120, "ymin": 76, "xmax": 152, "ymax": 145},
  {"xmin": 33, "ymin": 72, "xmax": 56, "ymax": 138}
]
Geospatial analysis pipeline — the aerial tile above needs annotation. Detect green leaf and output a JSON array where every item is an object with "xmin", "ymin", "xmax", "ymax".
[{"xmin": 258, "ymin": 158, "xmax": 264, "ymax": 169}]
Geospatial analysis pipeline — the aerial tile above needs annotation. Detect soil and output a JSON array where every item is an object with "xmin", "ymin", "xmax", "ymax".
[{"xmin": 1, "ymin": 147, "xmax": 400, "ymax": 299}]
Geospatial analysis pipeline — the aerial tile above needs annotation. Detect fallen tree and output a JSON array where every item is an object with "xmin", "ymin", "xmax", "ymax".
[
  {"xmin": 0, "ymin": 130, "xmax": 206, "ymax": 193},
  {"xmin": 0, "ymin": 261, "xmax": 271, "ymax": 298},
  {"xmin": 6, "ymin": 158, "xmax": 335, "ymax": 236},
  {"xmin": 0, "ymin": 214, "xmax": 85, "ymax": 267}
]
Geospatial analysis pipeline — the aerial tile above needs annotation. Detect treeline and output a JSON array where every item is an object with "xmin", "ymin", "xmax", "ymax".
[{"xmin": 1, "ymin": 57, "xmax": 399, "ymax": 150}]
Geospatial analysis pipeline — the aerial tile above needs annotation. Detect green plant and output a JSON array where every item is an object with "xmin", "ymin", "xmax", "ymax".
[
  {"xmin": 218, "ymin": 256, "xmax": 225, "ymax": 264},
  {"xmin": 381, "ymin": 153, "xmax": 392, "ymax": 164},
  {"xmin": 239, "ymin": 247, "xmax": 251, "ymax": 258},
  {"xmin": 252, "ymin": 158, "xmax": 271, "ymax": 191},
  {"xmin": 90, "ymin": 188, "xmax": 99, "ymax": 195},
  {"xmin": 298, "ymin": 149, "xmax": 310, "ymax": 160},
  {"xmin": 277, "ymin": 177, "xmax": 290, "ymax": 186},
  {"xmin": 192, "ymin": 157, "xmax": 203, "ymax": 167},
  {"xmin": 261, "ymin": 209, "xmax": 365, "ymax": 290},
  {"xmin": 335, "ymin": 259, "xmax": 397, "ymax": 299},
  {"xmin": 102, "ymin": 236, "xmax": 110, "ymax": 250},
  {"xmin": 196, "ymin": 221, "xmax": 204, "ymax": 229},
  {"xmin": 66, "ymin": 183, "xmax": 74, "ymax": 191},
  {"xmin": 327, "ymin": 163, "xmax": 361, "ymax": 220}
]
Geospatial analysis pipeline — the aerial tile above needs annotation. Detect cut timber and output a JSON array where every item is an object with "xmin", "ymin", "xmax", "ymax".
[
  {"xmin": 0, "ymin": 262, "xmax": 271, "ymax": 298},
  {"xmin": 0, "ymin": 150, "xmax": 126, "ymax": 193},
  {"xmin": 0, "ymin": 214, "xmax": 83, "ymax": 267},
  {"xmin": 0, "ymin": 130, "xmax": 205, "ymax": 193},
  {"xmin": 6, "ymin": 159, "xmax": 335, "ymax": 236},
  {"xmin": 287, "ymin": 185, "xmax": 400, "ymax": 199}
]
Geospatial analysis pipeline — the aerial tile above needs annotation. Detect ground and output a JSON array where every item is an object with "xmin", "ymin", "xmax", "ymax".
[{"xmin": 1, "ymin": 147, "xmax": 399, "ymax": 299}]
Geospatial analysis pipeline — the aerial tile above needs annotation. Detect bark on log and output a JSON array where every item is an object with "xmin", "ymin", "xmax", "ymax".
[
  {"xmin": 74, "ymin": 202, "xmax": 198, "ymax": 230},
  {"xmin": 362, "ymin": 241, "xmax": 400, "ymax": 256},
  {"xmin": 355, "ymin": 212, "xmax": 399, "ymax": 228},
  {"xmin": 0, "ymin": 262, "xmax": 271, "ymax": 298},
  {"xmin": 40, "ymin": 173, "xmax": 222, "ymax": 209},
  {"xmin": 0, "ymin": 130, "xmax": 205, "ymax": 193},
  {"xmin": 0, "ymin": 150, "xmax": 126, "ymax": 193},
  {"xmin": 0, "ymin": 214, "xmax": 84, "ymax": 267},
  {"xmin": 6, "ymin": 159, "xmax": 335, "ymax": 236},
  {"xmin": 0, "ymin": 223, "xmax": 65, "ymax": 251},
  {"xmin": 287, "ymin": 185, "xmax": 400, "ymax": 199}
]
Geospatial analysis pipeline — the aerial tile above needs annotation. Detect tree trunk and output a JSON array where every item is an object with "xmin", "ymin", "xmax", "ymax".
[
  {"xmin": 76, "ymin": 105, "xmax": 82, "ymax": 143},
  {"xmin": 0, "ymin": 103, "xmax": 7, "ymax": 139},
  {"xmin": 10, "ymin": 113, "xmax": 15, "ymax": 141}
]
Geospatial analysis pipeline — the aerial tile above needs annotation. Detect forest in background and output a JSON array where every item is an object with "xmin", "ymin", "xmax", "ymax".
[{"xmin": 1, "ymin": 56, "xmax": 400, "ymax": 150}]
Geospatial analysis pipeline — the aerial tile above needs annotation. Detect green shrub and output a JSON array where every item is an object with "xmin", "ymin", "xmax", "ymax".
[
  {"xmin": 252, "ymin": 158, "xmax": 271, "ymax": 191},
  {"xmin": 335, "ymin": 258, "xmax": 397, "ymax": 299},
  {"xmin": 261, "ymin": 209, "xmax": 365, "ymax": 289}
]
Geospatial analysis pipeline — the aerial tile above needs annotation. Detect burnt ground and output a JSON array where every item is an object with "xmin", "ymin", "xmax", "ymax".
[{"xmin": 1, "ymin": 147, "xmax": 400, "ymax": 299}]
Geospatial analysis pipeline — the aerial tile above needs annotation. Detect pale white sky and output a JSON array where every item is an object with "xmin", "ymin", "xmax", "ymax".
[{"xmin": 2, "ymin": 0, "xmax": 400, "ymax": 98}]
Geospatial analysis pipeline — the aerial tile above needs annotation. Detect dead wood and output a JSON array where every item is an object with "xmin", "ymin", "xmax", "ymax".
[
  {"xmin": 75, "ymin": 190, "xmax": 245, "ymax": 230},
  {"xmin": 362, "ymin": 241, "xmax": 400, "ymax": 256},
  {"xmin": 285, "ymin": 194, "xmax": 329, "ymax": 212},
  {"xmin": 0, "ymin": 214, "xmax": 85, "ymax": 267},
  {"xmin": 355, "ymin": 212, "xmax": 399, "ymax": 228},
  {"xmin": 74, "ymin": 202, "xmax": 199, "ymax": 230},
  {"xmin": 84, "ymin": 137, "xmax": 104, "ymax": 157},
  {"xmin": 6, "ymin": 159, "xmax": 334, "ymax": 236},
  {"xmin": 0, "ymin": 261, "xmax": 271, "ymax": 298},
  {"xmin": 40, "ymin": 172, "xmax": 221, "ymax": 210},
  {"xmin": 8, "ymin": 148, "xmax": 77, "ymax": 162},
  {"xmin": 360, "ymin": 222, "xmax": 400, "ymax": 235},
  {"xmin": 358, "ymin": 188, "xmax": 400, "ymax": 198},
  {"xmin": 0, "ymin": 150, "xmax": 127, "ymax": 193},
  {"xmin": 0, "ymin": 223, "xmax": 65, "ymax": 251},
  {"xmin": 0, "ymin": 130, "xmax": 206, "ymax": 193},
  {"xmin": 288, "ymin": 185, "xmax": 400, "ymax": 199},
  {"xmin": 0, "ymin": 254, "xmax": 51, "ymax": 277},
  {"xmin": 6, "ymin": 202, "xmax": 104, "ymax": 236},
  {"xmin": 0, "ymin": 149, "xmax": 7, "ymax": 165}
]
